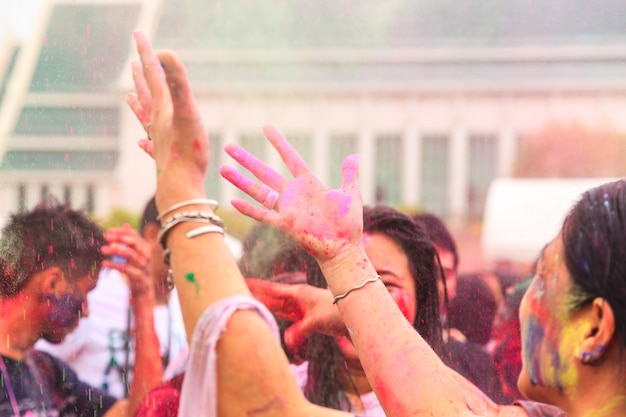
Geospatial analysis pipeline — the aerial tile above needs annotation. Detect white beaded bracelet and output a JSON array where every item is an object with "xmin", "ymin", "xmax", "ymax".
[{"xmin": 157, "ymin": 198, "xmax": 219, "ymax": 222}]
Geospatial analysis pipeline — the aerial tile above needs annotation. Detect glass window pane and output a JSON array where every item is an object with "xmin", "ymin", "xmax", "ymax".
[
  {"xmin": 375, "ymin": 134, "xmax": 403, "ymax": 204},
  {"xmin": 205, "ymin": 133, "xmax": 221, "ymax": 198},
  {"xmin": 468, "ymin": 134, "xmax": 498, "ymax": 221},
  {"xmin": 328, "ymin": 134, "xmax": 358, "ymax": 189},
  {"xmin": 421, "ymin": 135, "xmax": 449, "ymax": 216},
  {"xmin": 14, "ymin": 107, "xmax": 120, "ymax": 136}
]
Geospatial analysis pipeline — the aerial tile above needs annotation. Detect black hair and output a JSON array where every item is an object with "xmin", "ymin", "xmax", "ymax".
[
  {"xmin": 561, "ymin": 179, "xmax": 626, "ymax": 349},
  {"xmin": 448, "ymin": 273, "xmax": 497, "ymax": 346},
  {"xmin": 0, "ymin": 197, "xmax": 105, "ymax": 297},
  {"xmin": 304, "ymin": 205, "xmax": 446, "ymax": 411},
  {"xmin": 413, "ymin": 212, "xmax": 459, "ymax": 269},
  {"xmin": 139, "ymin": 196, "xmax": 159, "ymax": 235},
  {"xmin": 238, "ymin": 222, "xmax": 309, "ymax": 279}
]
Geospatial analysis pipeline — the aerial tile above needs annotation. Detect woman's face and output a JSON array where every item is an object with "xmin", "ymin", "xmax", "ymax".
[
  {"xmin": 518, "ymin": 233, "xmax": 590, "ymax": 403},
  {"xmin": 335, "ymin": 232, "xmax": 417, "ymax": 365}
]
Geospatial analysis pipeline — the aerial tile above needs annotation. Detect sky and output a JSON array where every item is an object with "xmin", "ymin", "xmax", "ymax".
[{"xmin": 0, "ymin": 0, "xmax": 43, "ymax": 44}]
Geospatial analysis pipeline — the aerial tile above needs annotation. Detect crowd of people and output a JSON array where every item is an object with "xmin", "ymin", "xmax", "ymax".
[{"xmin": 0, "ymin": 30, "xmax": 625, "ymax": 417}]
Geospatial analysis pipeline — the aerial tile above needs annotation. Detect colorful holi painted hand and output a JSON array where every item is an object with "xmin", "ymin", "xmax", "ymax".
[
  {"xmin": 220, "ymin": 126, "xmax": 364, "ymax": 267},
  {"xmin": 246, "ymin": 278, "xmax": 347, "ymax": 351},
  {"xmin": 126, "ymin": 31, "xmax": 209, "ymax": 212}
]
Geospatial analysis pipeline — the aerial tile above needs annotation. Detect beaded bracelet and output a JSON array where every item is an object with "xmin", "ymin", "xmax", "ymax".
[
  {"xmin": 158, "ymin": 210, "xmax": 224, "ymax": 250},
  {"xmin": 332, "ymin": 275, "xmax": 382, "ymax": 305},
  {"xmin": 157, "ymin": 198, "xmax": 219, "ymax": 222}
]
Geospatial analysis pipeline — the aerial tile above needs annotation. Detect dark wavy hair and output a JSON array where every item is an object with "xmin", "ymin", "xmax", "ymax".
[
  {"xmin": 0, "ymin": 197, "xmax": 105, "ymax": 297},
  {"xmin": 561, "ymin": 179, "xmax": 626, "ymax": 349},
  {"xmin": 303, "ymin": 205, "xmax": 446, "ymax": 410}
]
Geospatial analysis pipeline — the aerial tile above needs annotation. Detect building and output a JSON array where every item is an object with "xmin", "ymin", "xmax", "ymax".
[{"xmin": 1, "ymin": 0, "xmax": 626, "ymax": 232}]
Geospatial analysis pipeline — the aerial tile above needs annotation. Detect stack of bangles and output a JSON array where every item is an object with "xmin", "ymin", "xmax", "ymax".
[{"xmin": 157, "ymin": 199, "xmax": 224, "ymax": 289}]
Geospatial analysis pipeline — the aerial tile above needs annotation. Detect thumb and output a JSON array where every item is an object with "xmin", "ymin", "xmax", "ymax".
[
  {"xmin": 138, "ymin": 139, "xmax": 154, "ymax": 159},
  {"xmin": 283, "ymin": 319, "xmax": 315, "ymax": 354},
  {"xmin": 340, "ymin": 154, "xmax": 360, "ymax": 191}
]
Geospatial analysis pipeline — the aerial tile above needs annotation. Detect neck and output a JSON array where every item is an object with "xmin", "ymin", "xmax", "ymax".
[
  {"xmin": 0, "ymin": 293, "xmax": 42, "ymax": 360},
  {"xmin": 557, "ymin": 359, "xmax": 626, "ymax": 417}
]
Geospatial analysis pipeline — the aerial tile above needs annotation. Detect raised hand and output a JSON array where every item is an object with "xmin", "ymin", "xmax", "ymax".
[
  {"xmin": 126, "ymin": 31, "xmax": 209, "ymax": 211},
  {"xmin": 220, "ymin": 125, "xmax": 364, "ymax": 265},
  {"xmin": 101, "ymin": 223, "xmax": 153, "ymax": 299}
]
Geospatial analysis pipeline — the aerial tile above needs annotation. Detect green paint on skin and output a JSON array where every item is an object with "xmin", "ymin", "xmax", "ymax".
[{"xmin": 186, "ymin": 271, "xmax": 200, "ymax": 294}]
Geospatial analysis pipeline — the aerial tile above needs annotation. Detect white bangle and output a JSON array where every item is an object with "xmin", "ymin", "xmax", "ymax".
[
  {"xmin": 186, "ymin": 224, "xmax": 225, "ymax": 239},
  {"xmin": 157, "ymin": 198, "xmax": 219, "ymax": 222},
  {"xmin": 332, "ymin": 275, "xmax": 382, "ymax": 305}
]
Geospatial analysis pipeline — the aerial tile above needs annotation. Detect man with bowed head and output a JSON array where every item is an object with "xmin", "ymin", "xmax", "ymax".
[{"xmin": 0, "ymin": 198, "xmax": 161, "ymax": 416}]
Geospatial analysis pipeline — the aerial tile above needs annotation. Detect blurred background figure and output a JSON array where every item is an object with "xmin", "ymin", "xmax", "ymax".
[
  {"xmin": 238, "ymin": 223, "xmax": 311, "ymax": 363},
  {"xmin": 36, "ymin": 197, "xmax": 188, "ymax": 397}
]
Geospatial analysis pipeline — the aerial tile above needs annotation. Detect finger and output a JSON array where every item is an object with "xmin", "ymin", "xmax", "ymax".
[
  {"xmin": 138, "ymin": 139, "xmax": 155, "ymax": 159},
  {"xmin": 230, "ymin": 199, "xmax": 278, "ymax": 226},
  {"xmin": 130, "ymin": 61, "xmax": 152, "ymax": 117},
  {"xmin": 133, "ymin": 31, "xmax": 167, "ymax": 105},
  {"xmin": 219, "ymin": 165, "xmax": 279, "ymax": 206},
  {"xmin": 125, "ymin": 93, "xmax": 150, "ymax": 127},
  {"xmin": 246, "ymin": 279, "xmax": 303, "ymax": 320},
  {"xmin": 157, "ymin": 50, "xmax": 199, "ymax": 122},
  {"xmin": 283, "ymin": 320, "xmax": 314, "ymax": 354},
  {"xmin": 340, "ymin": 154, "xmax": 360, "ymax": 192},
  {"xmin": 223, "ymin": 144, "xmax": 285, "ymax": 191},
  {"xmin": 263, "ymin": 125, "xmax": 309, "ymax": 177}
]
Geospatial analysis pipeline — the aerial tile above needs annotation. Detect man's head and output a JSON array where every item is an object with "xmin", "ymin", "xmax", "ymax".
[{"xmin": 0, "ymin": 197, "xmax": 105, "ymax": 342}]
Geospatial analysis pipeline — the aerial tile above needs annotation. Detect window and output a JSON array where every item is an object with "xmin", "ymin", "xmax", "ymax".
[
  {"xmin": 285, "ymin": 134, "xmax": 313, "ymax": 170},
  {"xmin": 468, "ymin": 134, "xmax": 498, "ymax": 222},
  {"xmin": 421, "ymin": 135, "xmax": 449, "ymax": 216},
  {"xmin": 205, "ymin": 133, "xmax": 222, "ymax": 198},
  {"xmin": 328, "ymin": 134, "xmax": 358, "ymax": 189},
  {"xmin": 375, "ymin": 134, "xmax": 403, "ymax": 204},
  {"xmin": 86, "ymin": 185, "xmax": 95, "ymax": 214},
  {"xmin": 17, "ymin": 184, "xmax": 26, "ymax": 213},
  {"xmin": 63, "ymin": 184, "xmax": 72, "ymax": 206}
]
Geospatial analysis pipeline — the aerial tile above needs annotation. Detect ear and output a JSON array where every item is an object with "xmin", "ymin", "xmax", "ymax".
[
  {"xmin": 142, "ymin": 222, "xmax": 160, "ymax": 245},
  {"xmin": 578, "ymin": 297, "xmax": 615, "ymax": 365},
  {"xmin": 38, "ymin": 266, "xmax": 67, "ymax": 299}
]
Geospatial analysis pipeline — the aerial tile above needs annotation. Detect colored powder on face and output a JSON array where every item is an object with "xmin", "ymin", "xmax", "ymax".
[
  {"xmin": 192, "ymin": 139, "xmax": 202, "ymax": 151},
  {"xmin": 173, "ymin": 153, "xmax": 179, "ymax": 159}
]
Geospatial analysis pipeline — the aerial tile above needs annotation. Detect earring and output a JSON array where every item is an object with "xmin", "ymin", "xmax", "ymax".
[{"xmin": 579, "ymin": 345, "xmax": 606, "ymax": 366}]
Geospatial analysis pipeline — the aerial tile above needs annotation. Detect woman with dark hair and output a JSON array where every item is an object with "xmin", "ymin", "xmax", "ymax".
[
  {"xmin": 298, "ymin": 205, "xmax": 445, "ymax": 414},
  {"xmin": 130, "ymin": 31, "xmax": 617, "ymax": 417}
]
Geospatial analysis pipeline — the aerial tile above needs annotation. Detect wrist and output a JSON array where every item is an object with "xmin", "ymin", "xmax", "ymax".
[{"xmin": 318, "ymin": 246, "xmax": 377, "ymax": 296}]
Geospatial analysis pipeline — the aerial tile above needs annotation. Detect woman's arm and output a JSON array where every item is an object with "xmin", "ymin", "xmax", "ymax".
[
  {"xmin": 126, "ymin": 31, "xmax": 348, "ymax": 417},
  {"xmin": 222, "ymin": 125, "xmax": 485, "ymax": 417}
]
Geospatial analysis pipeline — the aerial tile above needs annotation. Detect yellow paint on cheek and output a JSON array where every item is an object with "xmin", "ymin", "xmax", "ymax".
[
  {"xmin": 583, "ymin": 395, "xmax": 626, "ymax": 417},
  {"xmin": 558, "ymin": 318, "xmax": 592, "ymax": 391}
]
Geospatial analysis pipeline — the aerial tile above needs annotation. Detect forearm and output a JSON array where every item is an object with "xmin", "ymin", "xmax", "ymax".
[
  {"xmin": 166, "ymin": 214, "xmax": 250, "ymax": 340},
  {"xmin": 320, "ymin": 249, "xmax": 469, "ymax": 417},
  {"xmin": 128, "ymin": 293, "xmax": 162, "ymax": 415}
]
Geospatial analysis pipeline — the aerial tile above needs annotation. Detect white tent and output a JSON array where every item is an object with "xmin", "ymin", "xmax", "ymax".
[{"xmin": 481, "ymin": 177, "xmax": 619, "ymax": 265}]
